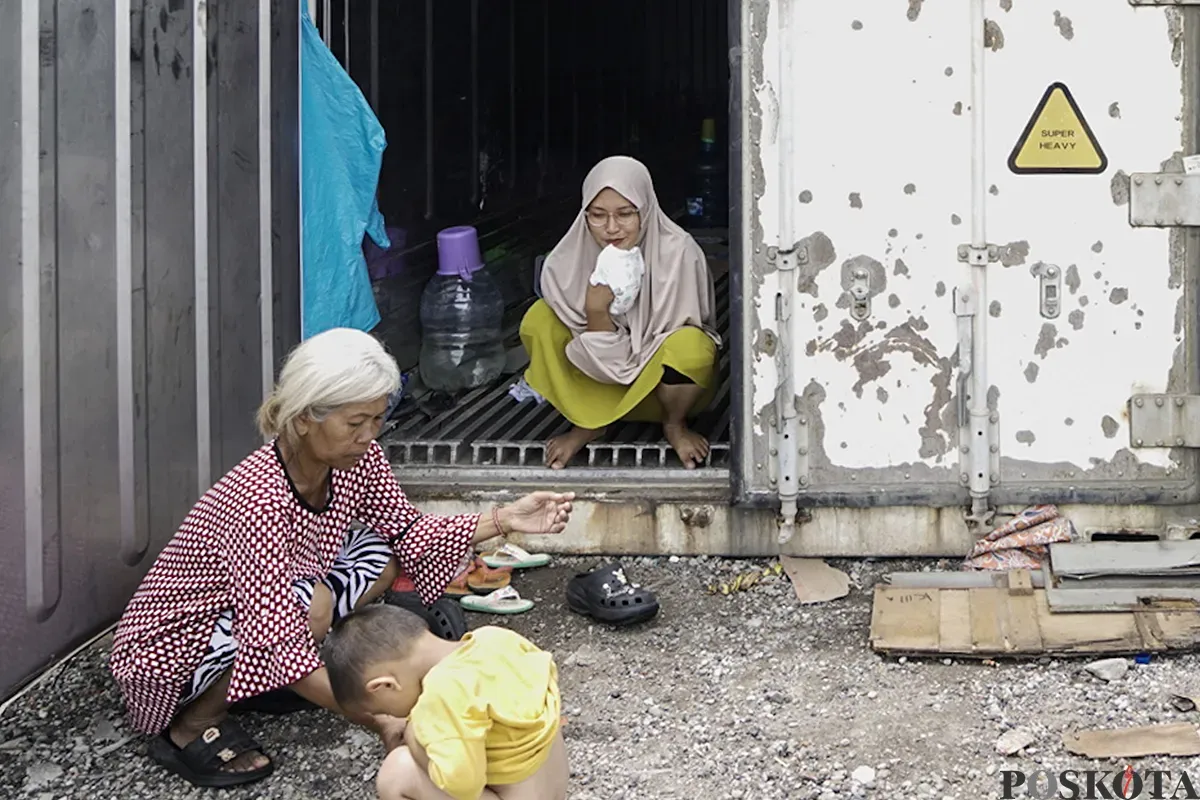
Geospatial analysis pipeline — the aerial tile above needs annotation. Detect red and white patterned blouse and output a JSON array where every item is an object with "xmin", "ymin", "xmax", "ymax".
[{"xmin": 108, "ymin": 441, "xmax": 477, "ymax": 735}]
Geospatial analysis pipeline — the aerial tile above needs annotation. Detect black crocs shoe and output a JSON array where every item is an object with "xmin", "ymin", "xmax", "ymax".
[
  {"xmin": 566, "ymin": 561, "xmax": 659, "ymax": 626},
  {"xmin": 384, "ymin": 591, "xmax": 468, "ymax": 641}
]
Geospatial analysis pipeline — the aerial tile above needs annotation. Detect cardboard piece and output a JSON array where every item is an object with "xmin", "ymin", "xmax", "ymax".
[
  {"xmin": 780, "ymin": 557, "xmax": 850, "ymax": 604},
  {"xmin": 1063, "ymin": 723, "xmax": 1200, "ymax": 758},
  {"xmin": 869, "ymin": 585, "xmax": 1200, "ymax": 657}
]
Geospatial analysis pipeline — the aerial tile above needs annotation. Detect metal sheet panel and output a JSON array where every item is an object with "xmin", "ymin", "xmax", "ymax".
[
  {"xmin": 144, "ymin": 0, "xmax": 201, "ymax": 545},
  {"xmin": 213, "ymin": 0, "xmax": 269, "ymax": 474},
  {"xmin": 0, "ymin": 0, "xmax": 300, "ymax": 700},
  {"xmin": 0, "ymin": 0, "xmax": 25, "ymax": 668}
]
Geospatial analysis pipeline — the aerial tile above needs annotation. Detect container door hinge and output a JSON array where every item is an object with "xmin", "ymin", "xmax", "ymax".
[{"xmin": 1129, "ymin": 394, "xmax": 1200, "ymax": 447}]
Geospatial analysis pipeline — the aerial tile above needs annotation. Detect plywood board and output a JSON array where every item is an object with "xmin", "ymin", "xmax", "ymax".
[
  {"xmin": 1063, "ymin": 723, "xmax": 1200, "ymax": 758},
  {"xmin": 870, "ymin": 586, "xmax": 1200, "ymax": 657}
]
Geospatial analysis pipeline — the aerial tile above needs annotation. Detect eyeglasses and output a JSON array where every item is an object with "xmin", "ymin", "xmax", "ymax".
[{"xmin": 585, "ymin": 208, "xmax": 640, "ymax": 228}]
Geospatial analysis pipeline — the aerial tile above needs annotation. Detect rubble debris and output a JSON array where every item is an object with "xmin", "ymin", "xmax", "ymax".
[
  {"xmin": 1171, "ymin": 692, "xmax": 1200, "ymax": 713},
  {"xmin": 706, "ymin": 562, "xmax": 784, "ymax": 596},
  {"xmin": 1084, "ymin": 658, "xmax": 1129, "ymax": 682},
  {"xmin": 851, "ymin": 766, "xmax": 876, "ymax": 787},
  {"xmin": 995, "ymin": 728, "xmax": 1036, "ymax": 756},
  {"xmin": 22, "ymin": 763, "xmax": 63, "ymax": 793}
]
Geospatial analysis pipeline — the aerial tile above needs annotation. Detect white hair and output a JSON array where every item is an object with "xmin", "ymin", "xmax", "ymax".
[{"xmin": 257, "ymin": 328, "xmax": 400, "ymax": 444}]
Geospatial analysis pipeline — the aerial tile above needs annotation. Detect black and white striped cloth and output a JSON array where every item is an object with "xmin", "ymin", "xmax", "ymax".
[{"xmin": 182, "ymin": 527, "xmax": 393, "ymax": 705}]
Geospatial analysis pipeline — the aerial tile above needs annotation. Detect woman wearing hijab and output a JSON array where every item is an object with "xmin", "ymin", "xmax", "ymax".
[{"xmin": 520, "ymin": 156, "xmax": 720, "ymax": 469}]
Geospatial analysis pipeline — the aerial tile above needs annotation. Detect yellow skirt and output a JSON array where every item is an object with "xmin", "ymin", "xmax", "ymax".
[{"xmin": 519, "ymin": 300, "xmax": 718, "ymax": 430}]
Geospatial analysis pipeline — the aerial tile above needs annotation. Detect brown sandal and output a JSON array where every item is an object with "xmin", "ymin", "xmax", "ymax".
[{"xmin": 467, "ymin": 557, "xmax": 512, "ymax": 595}]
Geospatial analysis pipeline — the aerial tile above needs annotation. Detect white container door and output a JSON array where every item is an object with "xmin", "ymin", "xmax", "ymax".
[
  {"xmin": 737, "ymin": 0, "xmax": 1197, "ymax": 514},
  {"xmin": 985, "ymin": 2, "xmax": 1194, "ymax": 505}
]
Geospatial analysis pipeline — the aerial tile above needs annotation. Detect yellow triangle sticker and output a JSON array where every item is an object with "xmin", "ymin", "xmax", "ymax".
[{"xmin": 1008, "ymin": 82, "xmax": 1107, "ymax": 175}]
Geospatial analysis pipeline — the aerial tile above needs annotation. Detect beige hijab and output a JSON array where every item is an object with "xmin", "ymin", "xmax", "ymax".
[{"xmin": 540, "ymin": 156, "xmax": 720, "ymax": 386}]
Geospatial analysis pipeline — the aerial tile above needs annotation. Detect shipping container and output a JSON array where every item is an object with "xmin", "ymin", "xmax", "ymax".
[
  {"xmin": 0, "ymin": 0, "xmax": 301, "ymax": 700},
  {"xmin": 4, "ymin": 0, "xmax": 1199, "ymax": 698}
]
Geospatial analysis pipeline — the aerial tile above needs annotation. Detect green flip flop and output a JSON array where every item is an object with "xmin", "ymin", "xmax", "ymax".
[
  {"xmin": 460, "ymin": 586, "xmax": 535, "ymax": 615},
  {"xmin": 481, "ymin": 543, "xmax": 551, "ymax": 570}
]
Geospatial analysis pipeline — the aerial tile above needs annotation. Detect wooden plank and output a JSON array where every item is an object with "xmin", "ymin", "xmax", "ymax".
[
  {"xmin": 1007, "ymin": 570, "xmax": 1034, "ymax": 596},
  {"xmin": 969, "ymin": 589, "xmax": 1005, "ymax": 652},
  {"xmin": 938, "ymin": 590, "xmax": 972, "ymax": 652},
  {"xmin": 1036, "ymin": 592, "xmax": 1143, "ymax": 652},
  {"xmin": 1135, "ymin": 612, "xmax": 1166, "ymax": 650},
  {"xmin": 871, "ymin": 587, "xmax": 1200, "ymax": 658},
  {"xmin": 1153, "ymin": 612, "xmax": 1200, "ymax": 649},
  {"xmin": 1005, "ymin": 591, "xmax": 1043, "ymax": 653},
  {"xmin": 870, "ymin": 587, "xmax": 939, "ymax": 651}
]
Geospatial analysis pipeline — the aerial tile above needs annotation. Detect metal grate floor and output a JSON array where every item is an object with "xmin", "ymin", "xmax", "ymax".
[{"xmin": 384, "ymin": 264, "xmax": 732, "ymax": 471}]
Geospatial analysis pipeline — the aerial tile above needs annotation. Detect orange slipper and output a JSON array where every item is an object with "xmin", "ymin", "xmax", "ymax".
[
  {"xmin": 467, "ymin": 557, "xmax": 512, "ymax": 595},
  {"xmin": 443, "ymin": 561, "xmax": 475, "ymax": 597}
]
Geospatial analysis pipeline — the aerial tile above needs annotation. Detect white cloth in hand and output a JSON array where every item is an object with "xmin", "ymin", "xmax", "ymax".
[{"xmin": 588, "ymin": 244, "xmax": 645, "ymax": 317}]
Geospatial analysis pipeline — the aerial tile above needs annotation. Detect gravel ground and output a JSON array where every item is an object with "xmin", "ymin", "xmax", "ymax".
[{"xmin": 5, "ymin": 556, "xmax": 1200, "ymax": 799}]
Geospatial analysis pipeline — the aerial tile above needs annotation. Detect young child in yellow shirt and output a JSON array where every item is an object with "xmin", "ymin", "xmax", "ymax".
[{"xmin": 322, "ymin": 604, "xmax": 567, "ymax": 800}]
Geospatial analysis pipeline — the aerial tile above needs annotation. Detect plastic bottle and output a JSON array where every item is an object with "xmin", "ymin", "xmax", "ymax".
[
  {"xmin": 685, "ymin": 118, "xmax": 728, "ymax": 229},
  {"xmin": 418, "ymin": 226, "xmax": 506, "ymax": 393}
]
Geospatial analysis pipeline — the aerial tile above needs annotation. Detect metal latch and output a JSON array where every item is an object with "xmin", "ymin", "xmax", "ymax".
[
  {"xmin": 848, "ymin": 267, "xmax": 871, "ymax": 321},
  {"xmin": 1129, "ymin": 173, "xmax": 1200, "ymax": 227},
  {"xmin": 957, "ymin": 243, "xmax": 1000, "ymax": 265},
  {"xmin": 1030, "ymin": 263, "xmax": 1062, "ymax": 319},
  {"xmin": 953, "ymin": 286, "xmax": 975, "ymax": 426},
  {"xmin": 1128, "ymin": 394, "xmax": 1200, "ymax": 447}
]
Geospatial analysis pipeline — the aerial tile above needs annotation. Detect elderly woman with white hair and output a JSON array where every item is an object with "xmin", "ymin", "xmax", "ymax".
[{"xmin": 108, "ymin": 328, "xmax": 574, "ymax": 789}]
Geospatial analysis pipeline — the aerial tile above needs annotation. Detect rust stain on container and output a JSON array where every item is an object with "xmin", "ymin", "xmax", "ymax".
[
  {"xmin": 998, "ymin": 241, "xmax": 1030, "ymax": 267},
  {"xmin": 1053, "ymin": 11, "xmax": 1074, "ymax": 41},
  {"xmin": 984, "ymin": 20, "xmax": 1005, "ymax": 51}
]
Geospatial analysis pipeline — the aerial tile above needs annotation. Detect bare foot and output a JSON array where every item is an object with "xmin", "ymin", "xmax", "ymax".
[
  {"xmin": 545, "ymin": 426, "xmax": 605, "ymax": 469},
  {"xmin": 170, "ymin": 719, "xmax": 270, "ymax": 772},
  {"xmin": 664, "ymin": 423, "xmax": 710, "ymax": 469}
]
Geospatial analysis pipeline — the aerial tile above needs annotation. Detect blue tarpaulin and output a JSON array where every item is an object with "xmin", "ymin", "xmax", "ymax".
[{"xmin": 300, "ymin": 1, "xmax": 388, "ymax": 339}]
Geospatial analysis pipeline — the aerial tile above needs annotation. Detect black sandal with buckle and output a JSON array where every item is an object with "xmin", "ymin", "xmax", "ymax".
[
  {"xmin": 566, "ymin": 561, "xmax": 660, "ymax": 625},
  {"xmin": 230, "ymin": 688, "xmax": 317, "ymax": 716},
  {"xmin": 148, "ymin": 718, "xmax": 274, "ymax": 788}
]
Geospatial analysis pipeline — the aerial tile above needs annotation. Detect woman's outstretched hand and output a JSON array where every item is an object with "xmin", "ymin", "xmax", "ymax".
[{"xmin": 503, "ymin": 491, "xmax": 575, "ymax": 535}]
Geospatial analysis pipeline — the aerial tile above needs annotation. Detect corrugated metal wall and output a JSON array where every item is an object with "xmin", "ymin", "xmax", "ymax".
[{"xmin": 0, "ymin": 0, "xmax": 300, "ymax": 699}]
